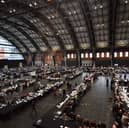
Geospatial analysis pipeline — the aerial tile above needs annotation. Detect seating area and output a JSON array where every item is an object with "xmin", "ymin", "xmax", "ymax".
[
  {"xmin": 0, "ymin": 65, "xmax": 129, "ymax": 128},
  {"xmin": 33, "ymin": 70, "xmax": 102, "ymax": 128},
  {"xmin": 0, "ymin": 0, "xmax": 129, "ymax": 128}
]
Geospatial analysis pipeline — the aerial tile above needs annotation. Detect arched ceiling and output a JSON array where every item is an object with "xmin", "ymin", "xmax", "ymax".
[{"xmin": 0, "ymin": 0, "xmax": 128, "ymax": 54}]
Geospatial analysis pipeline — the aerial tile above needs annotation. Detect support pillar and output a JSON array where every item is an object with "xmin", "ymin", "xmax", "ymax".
[
  {"xmin": 77, "ymin": 50, "xmax": 81, "ymax": 67},
  {"xmin": 64, "ymin": 52, "xmax": 67, "ymax": 67},
  {"xmin": 92, "ymin": 48, "xmax": 96, "ymax": 67}
]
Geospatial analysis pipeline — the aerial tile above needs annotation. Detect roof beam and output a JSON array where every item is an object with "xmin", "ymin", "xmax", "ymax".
[
  {"xmin": 55, "ymin": 6, "xmax": 80, "ymax": 50},
  {"xmin": 0, "ymin": 26, "xmax": 31, "ymax": 53},
  {"xmin": 79, "ymin": 0, "xmax": 96, "ymax": 49},
  {"xmin": 16, "ymin": 26, "xmax": 41, "ymax": 52},
  {"xmin": 0, "ymin": 32, "xmax": 23, "ymax": 54},
  {"xmin": 17, "ymin": 17, "xmax": 52, "ymax": 50},
  {"xmin": 0, "ymin": 0, "xmax": 75, "ymax": 51},
  {"xmin": 32, "ymin": 12, "xmax": 65, "ymax": 51},
  {"xmin": 0, "ymin": 0, "xmax": 74, "ymax": 51},
  {"xmin": 13, "ymin": 0, "xmax": 79, "ymax": 50},
  {"xmin": 109, "ymin": 0, "xmax": 118, "ymax": 65},
  {"xmin": 2, "ymin": 0, "xmax": 65, "ymax": 51},
  {"xmin": 0, "ymin": 19, "xmax": 41, "ymax": 52},
  {"xmin": 79, "ymin": 0, "xmax": 96, "ymax": 64},
  {"xmin": 0, "ymin": 18, "xmax": 32, "ymax": 30}
]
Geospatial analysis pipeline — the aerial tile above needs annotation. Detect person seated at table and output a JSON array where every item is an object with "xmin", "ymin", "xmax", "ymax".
[
  {"xmin": 115, "ymin": 109, "xmax": 123, "ymax": 127},
  {"xmin": 83, "ymin": 119, "xmax": 90, "ymax": 128},
  {"xmin": 64, "ymin": 100, "xmax": 75, "ymax": 113},
  {"xmin": 97, "ymin": 123, "xmax": 101, "ymax": 128},
  {"xmin": 113, "ymin": 102, "xmax": 119, "ymax": 115},
  {"xmin": 62, "ymin": 112, "xmax": 69, "ymax": 121},
  {"xmin": 121, "ymin": 112, "xmax": 129, "ymax": 128},
  {"xmin": 9, "ymin": 80, "xmax": 13, "ymax": 86},
  {"xmin": 90, "ymin": 120, "xmax": 97, "ymax": 128},
  {"xmin": 12, "ymin": 91, "xmax": 18, "ymax": 103},
  {"xmin": 100, "ymin": 123, "xmax": 106, "ymax": 128},
  {"xmin": 66, "ymin": 112, "xmax": 76, "ymax": 120},
  {"xmin": 6, "ymin": 91, "xmax": 13, "ymax": 105},
  {"xmin": 75, "ymin": 114, "xmax": 83, "ymax": 128},
  {"xmin": 33, "ymin": 84, "xmax": 39, "ymax": 92},
  {"xmin": 112, "ymin": 121, "xmax": 119, "ymax": 128}
]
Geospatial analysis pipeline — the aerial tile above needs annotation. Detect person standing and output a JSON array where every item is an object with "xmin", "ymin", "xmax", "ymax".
[
  {"xmin": 106, "ymin": 77, "xmax": 109, "ymax": 88},
  {"xmin": 62, "ymin": 89, "xmax": 66, "ymax": 98},
  {"xmin": 111, "ymin": 78, "xmax": 114, "ymax": 91},
  {"xmin": 31, "ymin": 100, "xmax": 37, "ymax": 115},
  {"xmin": 124, "ymin": 73, "xmax": 126, "ymax": 80},
  {"xmin": 53, "ymin": 87, "xmax": 57, "ymax": 96}
]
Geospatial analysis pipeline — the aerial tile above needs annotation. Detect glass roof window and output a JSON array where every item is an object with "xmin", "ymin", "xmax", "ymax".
[
  {"xmin": 0, "ymin": 31, "xmax": 27, "ymax": 53},
  {"xmin": 0, "ymin": 36, "xmax": 24, "ymax": 60},
  {"xmin": 0, "ymin": 36, "xmax": 13, "ymax": 45}
]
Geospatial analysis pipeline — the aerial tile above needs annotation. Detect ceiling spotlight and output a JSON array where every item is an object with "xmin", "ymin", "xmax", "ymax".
[
  {"xmin": 127, "ymin": 20, "xmax": 129, "ymax": 23},
  {"xmin": 29, "ymin": 3, "xmax": 33, "ymax": 7},
  {"xmin": 1, "ymin": 0, "xmax": 5, "ymax": 3},
  {"xmin": 94, "ymin": 6, "xmax": 97, "ymax": 10},
  {"xmin": 121, "ymin": 20, "xmax": 125, "ymax": 24},
  {"xmin": 30, "ymin": 20, "xmax": 34, "ymax": 23},
  {"xmin": 51, "ymin": 15, "xmax": 55, "ymax": 18},
  {"xmin": 48, "ymin": 16, "xmax": 51, "ymax": 19},
  {"xmin": 68, "ymin": 12, "xmax": 72, "ymax": 15},
  {"xmin": 100, "ymin": 5, "xmax": 103, "ymax": 9},
  {"xmin": 96, "ymin": 24, "xmax": 100, "ymax": 27},
  {"xmin": 13, "ymin": 9, "xmax": 16, "ymax": 12},
  {"xmin": 34, "ymin": 2, "xmax": 37, "ymax": 6},
  {"xmin": 101, "ymin": 24, "xmax": 104, "ymax": 27},
  {"xmin": 73, "ymin": 11, "xmax": 77, "ymax": 14},
  {"xmin": 56, "ymin": 32, "xmax": 59, "ymax": 36},
  {"xmin": 125, "ymin": 0, "xmax": 128, "ymax": 4},
  {"xmin": 33, "ymin": 19, "xmax": 37, "ymax": 22},
  {"xmin": 9, "ymin": 10, "xmax": 13, "ymax": 13}
]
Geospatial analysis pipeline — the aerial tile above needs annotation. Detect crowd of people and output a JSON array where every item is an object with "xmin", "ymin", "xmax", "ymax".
[
  {"xmin": 62, "ymin": 112, "xmax": 106, "ymax": 128},
  {"xmin": 112, "ymin": 78, "xmax": 129, "ymax": 128}
]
